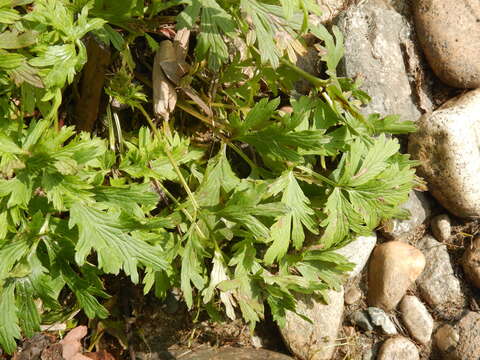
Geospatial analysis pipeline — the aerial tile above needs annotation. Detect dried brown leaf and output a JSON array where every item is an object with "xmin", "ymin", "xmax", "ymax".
[
  {"xmin": 181, "ymin": 87, "xmax": 213, "ymax": 117},
  {"xmin": 60, "ymin": 326, "xmax": 90, "ymax": 360},
  {"xmin": 152, "ymin": 29, "xmax": 192, "ymax": 120},
  {"xmin": 153, "ymin": 42, "xmax": 177, "ymax": 121},
  {"xmin": 174, "ymin": 28, "xmax": 190, "ymax": 61}
]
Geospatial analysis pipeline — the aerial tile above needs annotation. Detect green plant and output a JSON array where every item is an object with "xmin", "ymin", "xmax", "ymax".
[{"xmin": 0, "ymin": 0, "xmax": 418, "ymax": 353}]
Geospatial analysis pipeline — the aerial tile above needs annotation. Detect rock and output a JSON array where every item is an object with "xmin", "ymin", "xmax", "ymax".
[
  {"xmin": 462, "ymin": 236, "xmax": 480, "ymax": 288},
  {"xmin": 409, "ymin": 89, "xmax": 480, "ymax": 218},
  {"xmin": 140, "ymin": 347, "xmax": 295, "ymax": 360},
  {"xmin": 344, "ymin": 286, "xmax": 362, "ymax": 305},
  {"xmin": 399, "ymin": 295, "xmax": 434, "ymax": 344},
  {"xmin": 350, "ymin": 310, "xmax": 374, "ymax": 332},
  {"xmin": 336, "ymin": 234, "xmax": 377, "ymax": 278},
  {"xmin": 382, "ymin": 190, "xmax": 432, "ymax": 241},
  {"xmin": 336, "ymin": 1, "xmax": 421, "ymax": 121},
  {"xmin": 416, "ymin": 235, "xmax": 465, "ymax": 318},
  {"xmin": 281, "ymin": 288, "xmax": 344, "ymax": 360},
  {"xmin": 435, "ymin": 324, "xmax": 459, "ymax": 355},
  {"xmin": 367, "ymin": 307, "xmax": 397, "ymax": 335},
  {"xmin": 434, "ymin": 312, "xmax": 480, "ymax": 360},
  {"xmin": 250, "ymin": 334, "xmax": 263, "ymax": 349},
  {"xmin": 431, "ymin": 214, "xmax": 452, "ymax": 242},
  {"xmin": 413, "ymin": 0, "xmax": 480, "ymax": 88},
  {"xmin": 377, "ymin": 337, "xmax": 419, "ymax": 360},
  {"xmin": 368, "ymin": 241, "xmax": 425, "ymax": 311}
]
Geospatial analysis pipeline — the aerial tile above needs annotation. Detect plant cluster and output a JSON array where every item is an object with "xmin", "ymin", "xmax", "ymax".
[{"xmin": 0, "ymin": 0, "xmax": 418, "ymax": 353}]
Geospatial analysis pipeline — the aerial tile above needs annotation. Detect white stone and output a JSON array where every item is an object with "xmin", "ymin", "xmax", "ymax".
[
  {"xmin": 399, "ymin": 295, "xmax": 434, "ymax": 344},
  {"xmin": 409, "ymin": 89, "xmax": 480, "ymax": 217},
  {"xmin": 336, "ymin": 234, "xmax": 377, "ymax": 278},
  {"xmin": 281, "ymin": 288, "xmax": 344, "ymax": 360}
]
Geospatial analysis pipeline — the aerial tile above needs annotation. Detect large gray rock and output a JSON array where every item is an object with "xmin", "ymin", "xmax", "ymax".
[
  {"xmin": 281, "ymin": 288, "xmax": 344, "ymax": 360},
  {"xmin": 336, "ymin": 1, "xmax": 421, "ymax": 121},
  {"xmin": 399, "ymin": 295, "xmax": 434, "ymax": 345},
  {"xmin": 416, "ymin": 235, "xmax": 465, "ymax": 318},
  {"xmin": 377, "ymin": 337, "xmax": 419, "ymax": 360},
  {"xmin": 409, "ymin": 89, "xmax": 480, "ymax": 218},
  {"xmin": 382, "ymin": 190, "xmax": 432, "ymax": 241},
  {"xmin": 368, "ymin": 241, "xmax": 425, "ymax": 311},
  {"xmin": 335, "ymin": 234, "xmax": 377, "ymax": 278},
  {"xmin": 434, "ymin": 312, "xmax": 480, "ymax": 360},
  {"xmin": 413, "ymin": 0, "xmax": 480, "ymax": 88}
]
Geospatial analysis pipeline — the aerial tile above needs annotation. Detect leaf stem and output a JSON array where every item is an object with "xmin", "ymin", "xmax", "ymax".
[
  {"xmin": 151, "ymin": 177, "xmax": 206, "ymax": 239},
  {"xmin": 185, "ymin": 100, "xmax": 249, "ymax": 111},
  {"xmin": 295, "ymin": 165, "xmax": 337, "ymax": 187},
  {"xmin": 226, "ymin": 142, "xmax": 257, "ymax": 171},
  {"xmin": 279, "ymin": 58, "xmax": 329, "ymax": 88},
  {"xmin": 136, "ymin": 104, "xmax": 200, "ymax": 213},
  {"xmin": 176, "ymin": 100, "xmax": 226, "ymax": 130}
]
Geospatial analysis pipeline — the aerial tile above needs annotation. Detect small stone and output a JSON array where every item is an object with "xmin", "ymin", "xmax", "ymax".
[
  {"xmin": 431, "ymin": 214, "xmax": 451, "ymax": 242},
  {"xmin": 413, "ymin": 0, "xmax": 480, "ymax": 88},
  {"xmin": 399, "ymin": 295, "xmax": 434, "ymax": 344},
  {"xmin": 434, "ymin": 312, "xmax": 480, "ymax": 360},
  {"xmin": 462, "ymin": 237, "xmax": 480, "ymax": 288},
  {"xmin": 368, "ymin": 241, "xmax": 425, "ymax": 311},
  {"xmin": 251, "ymin": 334, "xmax": 263, "ymax": 349},
  {"xmin": 335, "ymin": 234, "xmax": 377, "ymax": 278},
  {"xmin": 409, "ymin": 89, "xmax": 480, "ymax": 218},
  {"xmin": 377, "ymin": 337, "xmax": 419, "ymax": 360},
  {"xmin": 367, "ymin": 307, "xmax": 397, "ymax": 335},
  {"xmin": 344, "ymin": 286, "xmax": 362, "ymax": 305},
  {"xmin": 435, "ymin": 324, "xmax": 459, "ymax": 354},
  {"xmin": 280, "ymin": 288, "xmax": 344, "ymax": 360},
  {"xmin": 350, "ymin": 310, "xmax": 374, "ymax": 332},
  {"xmin": 382, "ymin": 191, "xmax": 432, "ymax": 241},
  {"xmin": 416, "ymin": 235, "xmax": 465, "ymax": 319}
]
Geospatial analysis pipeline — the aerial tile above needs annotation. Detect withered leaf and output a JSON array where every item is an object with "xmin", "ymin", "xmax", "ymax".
[{"xmin": 153, "ymin": 41, "xmax": 178, "ymax": 120}]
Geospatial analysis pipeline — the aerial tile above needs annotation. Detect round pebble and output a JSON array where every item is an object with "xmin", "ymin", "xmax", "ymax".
[
  {"xmin": 377, "ymin": 337, "xmax": 419, "ymax": 360},
  {"xmin": 431, "ymin": 214, "xmax": 451, "ymax": 242}
]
